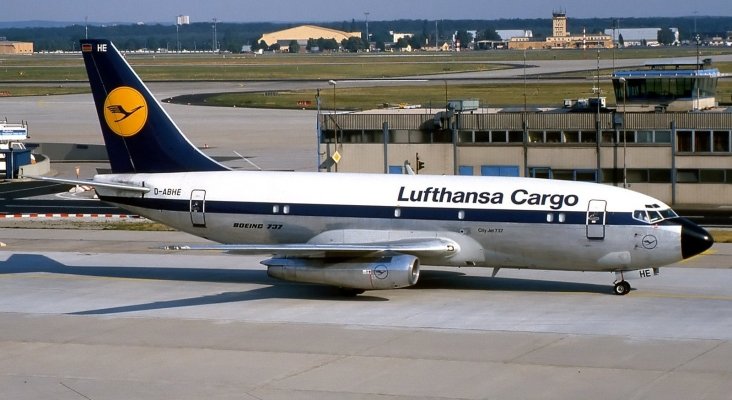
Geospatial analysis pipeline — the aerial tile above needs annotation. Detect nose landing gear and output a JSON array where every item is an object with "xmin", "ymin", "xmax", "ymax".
[
  {"xmin": 613, "ymin": 280, "xmax": 631, "ymax": 295},
  {"xmin": 613, "ymin": 271, "xmax": 631, "ymax": 295}
]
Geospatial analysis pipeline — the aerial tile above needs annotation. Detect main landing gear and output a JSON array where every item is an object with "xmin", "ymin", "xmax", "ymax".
[{"xmin": 613, "ymin": 271, "xmax": 631, "ymax": 296}]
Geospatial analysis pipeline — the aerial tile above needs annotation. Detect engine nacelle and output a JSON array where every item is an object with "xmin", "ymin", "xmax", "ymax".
[{"xmin": 263, "ymin": 254, "xmax": 420, "ymax": 290}]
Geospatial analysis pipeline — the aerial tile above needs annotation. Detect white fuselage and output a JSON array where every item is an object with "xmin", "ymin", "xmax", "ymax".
[{"xmin": 94, "ymin": 171, "xmax": 684, "ymax": 272}]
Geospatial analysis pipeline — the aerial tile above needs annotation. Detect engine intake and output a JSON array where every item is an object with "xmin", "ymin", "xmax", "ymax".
[{"xmin": 263, "ymin": 254, "xmax": 420, "ymax": 290}]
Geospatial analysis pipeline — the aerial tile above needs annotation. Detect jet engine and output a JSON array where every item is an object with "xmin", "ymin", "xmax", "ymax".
[{"xmin": 262, "ymin": 254, "xmax": 420, "ymax": 290}]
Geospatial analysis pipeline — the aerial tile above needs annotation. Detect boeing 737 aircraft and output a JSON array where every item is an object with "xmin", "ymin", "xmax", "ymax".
[{"xmin": 34, "ymin": 39, "xmax": 714, "ymax": 295}]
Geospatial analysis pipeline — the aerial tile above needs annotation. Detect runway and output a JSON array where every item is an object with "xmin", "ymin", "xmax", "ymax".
[{"xmin": 1, "ymin": 228, "xmax": 731, "ymax": 399}]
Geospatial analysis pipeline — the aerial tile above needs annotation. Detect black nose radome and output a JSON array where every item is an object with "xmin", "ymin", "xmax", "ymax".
[{"xmin": 678, "ymin": 218, "xmax": 714, "ymax": 259}]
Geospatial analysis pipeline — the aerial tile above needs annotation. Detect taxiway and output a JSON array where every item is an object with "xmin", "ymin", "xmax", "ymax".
[{"xmin": 0, "ymin": 228, "xmax": 730, "ymax": 399}]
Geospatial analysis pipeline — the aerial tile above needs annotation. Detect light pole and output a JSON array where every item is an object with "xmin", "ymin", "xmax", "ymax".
[
  {"xmin": 523, "ymin": 48, "xmax": 527, "ymax": 113},
  {"xmin": 212, "ymin": 18, "xmax": 218, "ymax": 52},
  {"xmin": 695, "ymin": 33, "xmax": 701, "ymax": 111},
  {"xmin": 316, "ymin": 88, "xmax": 321, "ymax": 171},
  {"xmin": 328, "ymin": 79, "xmax": 337, "ymax": 115},
  {"xmin": 364, "ymin": 12, "xmax": 369, "ymax": 51},
  {"xmin": 619, "ymin": 77, "xmax": 628, "ymax": 188},
  {"xmin": 328, "ymin": 80, "xmax": 338, "ymax": 171}
]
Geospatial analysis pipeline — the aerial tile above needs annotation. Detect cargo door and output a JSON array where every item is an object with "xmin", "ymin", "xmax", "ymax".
[
  {"xmin": 190, "ymin": 189, "xmax": 207, "ymax": 228},
  {"xmin": 586, "ymin": 199, "xmax": 606, "ymax": 240}
]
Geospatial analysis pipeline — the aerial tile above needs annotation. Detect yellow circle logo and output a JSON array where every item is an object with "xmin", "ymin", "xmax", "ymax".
[{"xmin": 103, "ymin": 86, "xmax": 148, "ymax": 137}]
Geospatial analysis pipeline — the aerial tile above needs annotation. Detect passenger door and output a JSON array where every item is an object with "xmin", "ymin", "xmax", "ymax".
[
  {"xmin": 586, "ymin": 199, "xmax": 607, "ymax": 240},
  {"xmin": 190, "ymin": 189, "xmax": 207, "ymax": 228}
]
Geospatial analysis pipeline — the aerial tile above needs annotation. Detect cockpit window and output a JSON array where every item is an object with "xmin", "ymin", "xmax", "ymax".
[
  {"xmin": 633, "ymin": 208, "xmax": 678, "ymax": 224},
  {"xmin": 647, "ymin": 210, "xmax": 663, "ymax": 223},
  {"xmin": 633, "ymin": 210, "xmax": 649, "ymax": 223},
  {"xmin": 660, "ymin": 209, "xmax": 678, "ymax": 219}
]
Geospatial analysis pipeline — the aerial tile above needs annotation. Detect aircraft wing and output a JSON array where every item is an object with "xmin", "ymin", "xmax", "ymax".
[
  {"xmin": 163, "ymin": 238, "xmax": 458, "ymax": 258},
  {"xmin": 25, "ymin": 175, "xmax": 150, "ymax": 193}
]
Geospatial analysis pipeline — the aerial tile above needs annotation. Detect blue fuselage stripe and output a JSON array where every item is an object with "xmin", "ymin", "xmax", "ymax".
[{"xmin": 101, "ymin": 196, "xmax": 643, "ymax": 226}]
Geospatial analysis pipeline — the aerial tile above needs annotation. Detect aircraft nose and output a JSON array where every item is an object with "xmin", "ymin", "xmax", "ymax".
[{"xmin": 679, "ymin": 218, "xmax": 714, "ymax": 259}]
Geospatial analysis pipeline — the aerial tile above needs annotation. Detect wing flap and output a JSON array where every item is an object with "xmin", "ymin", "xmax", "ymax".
[{"xmin": 163, "ymin": 238, "xmax": 458, "ymax": 258}]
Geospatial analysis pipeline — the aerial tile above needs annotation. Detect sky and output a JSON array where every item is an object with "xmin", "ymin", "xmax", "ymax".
[{"xmin": 2, "ymin": 0, "xmax": 730, "ymax": 24}]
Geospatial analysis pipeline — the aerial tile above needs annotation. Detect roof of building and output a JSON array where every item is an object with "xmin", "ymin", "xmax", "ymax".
[
  {"xmin": 496, "ymin": 30, "xmax": 533, "ymax": 40},
  {"xmin": 603, "ymin": 28, "xmax": 678, "ymax": 41},
  {"xmin": 259, "ymin": 25, "xmax": 360, "ymax": 45},
  {"xmin": 614, "ymin": 68, "xmax": 720, "ymax": 79}
]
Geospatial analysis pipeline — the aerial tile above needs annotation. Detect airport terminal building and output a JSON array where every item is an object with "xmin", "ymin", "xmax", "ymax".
[
  {"xmin": 318, "ymin": 59, "xmax": 730, "ymax": 208},
  {"xmin": 319, "ymin": 111, "xmax": 731, "ymax": 207}
]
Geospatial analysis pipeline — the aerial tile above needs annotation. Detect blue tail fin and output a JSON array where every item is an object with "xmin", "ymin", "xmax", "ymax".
[{"xmin": 81, "ymin": 39, "xmax": 228, "ymax": 173}]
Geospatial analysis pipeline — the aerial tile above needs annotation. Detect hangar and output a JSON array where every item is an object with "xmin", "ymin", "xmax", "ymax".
[
  {"xmin": 0, "ymin": 39, "xmax": 33, "ymax": 54},
  {"xmin": 258, "ymin": 25, "xmax": 361, "ymax": 51}
]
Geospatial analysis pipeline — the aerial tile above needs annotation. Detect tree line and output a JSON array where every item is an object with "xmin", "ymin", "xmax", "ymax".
[{"xmin": 1, "ymin": 16, "xmax": 730, "ymax": 53}]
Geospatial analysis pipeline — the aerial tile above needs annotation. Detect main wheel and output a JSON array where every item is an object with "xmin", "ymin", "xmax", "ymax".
[{"xmin": 614, "ymin": 281, "xmax": 631, "ymax": 296}]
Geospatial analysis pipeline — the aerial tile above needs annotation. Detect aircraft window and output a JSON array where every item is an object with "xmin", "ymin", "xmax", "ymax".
[
  {"xmin": 633, "ymin": 210, "xmax": 650, "ymax": 223},
  {"xmin": 647, "ymin": 210, "xmax": 663, "ymax": 223},
  {"xmin": 283, "ymin": 205, "xmax": 290, "ymax": 214},
  {"xmin": 272, "ymin": 205, "xmax": 280, "ymax": 214},
  {"xmin": 558, "ymin": 213, "xmax": 566, "ymax": 223},
  {"xmin": 394, "ymin": 208, "xmax": 401, "ymax": 218},
  {"xmin": 546, "ymin": 213, "xmax": 554, "ymax": 223},
  {"xmin": 458, "ymin": 210, "xmax": 465, "ymax": 220},
  {"xmin": 660, "ymin": 209, "xmax": 678, "ymax": 219}
]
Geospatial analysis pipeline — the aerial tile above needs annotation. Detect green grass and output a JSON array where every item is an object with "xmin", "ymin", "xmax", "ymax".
[
  {"xmin": 0, "ymin": 52, "xmax": 509, "ymax": 81},
  {"xmin": 2, "ymin": 47, "xmax": 730, "ymax": 82},
  {"xmin": 183, "ymin": 81, "xmax": 623, "ymax": 110},
  {"xmin": 101, "ymin": 221, "xmax": 176, "ymax": 231},
  {"xmin": 2, "ymin": 48, "xmax": 730, "ymax": 106},
  {"xmin": 0, "ymin": 85, "xmax": 89, "ymax": 96}
]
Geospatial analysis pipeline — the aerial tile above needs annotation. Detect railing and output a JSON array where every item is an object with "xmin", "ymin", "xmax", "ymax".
[{"xmin": 320, "ymin": 112, "xmax": 732, "ymax": 131}]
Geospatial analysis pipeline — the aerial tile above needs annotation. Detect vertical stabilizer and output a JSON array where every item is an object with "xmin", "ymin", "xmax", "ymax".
[{"xmin": 81, "ymin": 39, "xmax": 228, "ymax": 173}]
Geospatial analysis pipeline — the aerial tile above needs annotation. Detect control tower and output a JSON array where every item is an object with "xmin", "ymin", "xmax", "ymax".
[{"xmin": 552, "ymin": 10, "xmax": 568, "ymax": 37}]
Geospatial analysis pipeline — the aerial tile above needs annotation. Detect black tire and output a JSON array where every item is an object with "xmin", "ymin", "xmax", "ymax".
[{"xmin": 614, "ymin": 281, "xmax": 630, "ymax": 296}]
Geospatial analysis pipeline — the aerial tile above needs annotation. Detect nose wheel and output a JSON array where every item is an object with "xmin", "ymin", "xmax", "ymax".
[
  {"xmin": 613, "ymin": 271, "xmax": 631, "ymax": 295},
  {"xmin": 613, "ymin": 280, "xmax": 631, "ymax": 295}
]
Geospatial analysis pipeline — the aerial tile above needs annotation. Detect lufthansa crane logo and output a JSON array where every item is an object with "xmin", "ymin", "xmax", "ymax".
[
  {"xmin": 103, "ymin": 86, "xmax": 147, "ymax": 137},
  {"xmin": 641, "ymin": 235, "xmax": 658, "ymax": 249},
  {"xmin": 373, "ymin": 265, "xmax": 388, "ymax": 279}
]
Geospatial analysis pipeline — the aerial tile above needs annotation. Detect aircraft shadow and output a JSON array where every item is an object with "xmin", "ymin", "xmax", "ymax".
[
  {"xmin": 0, "ymin": 254, "xmax": 388, "ymax": 315},
  {"xmin": 415, "ymin": 270, "xmax": 614, "ymax": 295},
  {"xmin": 1, "ymin": 254, "xmax": 614, "ymax": 315}
]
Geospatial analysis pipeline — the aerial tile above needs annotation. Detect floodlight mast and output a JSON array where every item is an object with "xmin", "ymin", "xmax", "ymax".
[{"xmin": 619, "ymin": 77, "xmax": 628, "ymax": 188}]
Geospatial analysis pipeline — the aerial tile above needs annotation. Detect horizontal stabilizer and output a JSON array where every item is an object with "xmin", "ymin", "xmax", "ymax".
[{"xmin": 26, "ymin": 175, "xmax": 150, "ymax": 193}]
